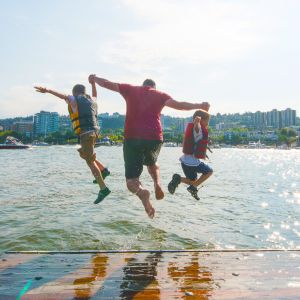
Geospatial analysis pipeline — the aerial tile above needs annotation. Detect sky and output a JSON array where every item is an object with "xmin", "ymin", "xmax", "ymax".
[{"xmin": 0, "ymin": 0, "xmax": 300, "ymax": 118}]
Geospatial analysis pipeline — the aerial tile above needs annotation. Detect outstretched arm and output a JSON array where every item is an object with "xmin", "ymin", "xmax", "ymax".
[
  {"xmin": 165, "ymin": 98, "xmax": 210, "ymax": 111},
  {"xmin": 89, "ymin": 75, "xmax": 120, "ymax": 93},
  {"xmin": 34, "ymin": 86, "xmax": 68, "ymax": 101}
]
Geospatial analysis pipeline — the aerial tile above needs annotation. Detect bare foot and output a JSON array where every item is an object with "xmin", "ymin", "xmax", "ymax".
[
  {"xmin": 155, "ymin": 184, "xmax": 164, "ymax": 200},
  {"xmin": 137, "ymin": 189, "xmax": 155, "ymax": 219}
]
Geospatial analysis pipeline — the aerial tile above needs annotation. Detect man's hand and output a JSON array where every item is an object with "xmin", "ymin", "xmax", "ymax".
[
  {"xmin": 88, "ymin": 74, "xmax": 96, "ymax": 84},
  {"xmin": 194, "ymin": 116, "xmax": 202, "ymax": 123},
  {"xmin": 201, "ymin": 102, "xmax": 210, "ymax": 111},
  {"xmin": 34, "ymin": 86, "xmax": 68, "ymax": 100},
  {"xmin": 34, "ymin": 86, "xmax": 48, "ymax": 93},
  {"xmin": 89, "ymin": 74, "xmax": 97, "ymax": 98}
]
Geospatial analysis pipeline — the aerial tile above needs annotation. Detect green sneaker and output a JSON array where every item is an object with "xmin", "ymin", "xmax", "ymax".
[
  {"xmin": 94, "ymin": 187, "xmax": 111, "ymax": 204},
  {"xmin": 93, "ymin": 168, "xmax": 111, "ymax": 184},
  {"xmin": 102, "ymin": 168, "xmax": 110, "ymax": 179}
]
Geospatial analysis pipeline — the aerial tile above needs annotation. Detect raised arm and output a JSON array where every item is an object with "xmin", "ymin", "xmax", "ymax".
[
  {"xmin": 34, "ymin": 86, "xmax": 68, "ymax": 101},
  {"xmin": 89, "ymin": 75, "xmax": 120, "ymax": 93},
  {"xmin": 88, "ymin": 75, "xmax": 97, "ymax": 98},
  {"xmin": 165, "ymin": 98, "xmax": 210, "ymax": 111}
]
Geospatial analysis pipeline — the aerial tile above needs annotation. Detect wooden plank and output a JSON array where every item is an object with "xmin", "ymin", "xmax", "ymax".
[
  {"xmin": 0, "ymin": 251, "xmax": 299, "ymax": 299},
  {"xmin": 0, "ymin": 254, "xmax": 41, "ymax": 271}
]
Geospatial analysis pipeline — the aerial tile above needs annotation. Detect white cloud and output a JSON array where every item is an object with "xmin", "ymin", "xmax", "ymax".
[{"xmin": 97, "ymin": 0, "xmax": 269, "ymax": 72}]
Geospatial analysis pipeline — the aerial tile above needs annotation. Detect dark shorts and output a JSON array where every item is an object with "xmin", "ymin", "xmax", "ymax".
[
  {"xmin": 123, "ymin": 139, "xmax": 163, "ymax": 179},
  {"xmin": 181, "ymin": 162, "xmax": 213, "ymax": 181}
]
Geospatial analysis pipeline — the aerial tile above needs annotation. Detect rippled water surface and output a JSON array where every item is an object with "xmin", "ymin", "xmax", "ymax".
[{"xmin": 0, "ymin": 146, "xmax": 299, "ymax": 252}]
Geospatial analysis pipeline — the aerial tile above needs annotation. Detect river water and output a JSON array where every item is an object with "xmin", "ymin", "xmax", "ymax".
[{"xmin": 0, "ymin": 146, "xmax": 299, "ymax": 252}]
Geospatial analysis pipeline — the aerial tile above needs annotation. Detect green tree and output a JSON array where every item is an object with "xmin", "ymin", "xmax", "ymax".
[{"xmin": 278, "ymin": 127, "xmax": 297, "ymax": 147}]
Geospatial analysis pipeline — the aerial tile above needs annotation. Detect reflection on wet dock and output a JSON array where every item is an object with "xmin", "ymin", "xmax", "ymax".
[{"xmin": 0, "ymin": 249, "xmax": 299, "ymax": 299}]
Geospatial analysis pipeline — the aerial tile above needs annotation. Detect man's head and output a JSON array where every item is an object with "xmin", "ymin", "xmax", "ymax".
[
  {"xmin": 142, "ymin": 79, "xmax": 156, "ymax": 89},
  {"xmin": 72, "ymin": 84, "xmax": 86, "ymax": 96},
  {"xmin": 193, "ymin": 110, "xmax": 210, "ymax": 124}
]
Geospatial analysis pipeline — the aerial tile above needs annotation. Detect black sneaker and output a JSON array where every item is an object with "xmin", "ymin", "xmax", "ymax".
[
  {"xmin": 168, "ymin": 173, "xmax": 181, "ymax": 194},
  {"xmin": 187, "ymin": 185, "xmax": 200, "ymax": 200},
  {"xmin": 93, "ymin": 168, "xmax": 111, "ymax": 184},
  {"xmin": 94, "ymin": 187, "xmax": 111, "ymax": 204}
]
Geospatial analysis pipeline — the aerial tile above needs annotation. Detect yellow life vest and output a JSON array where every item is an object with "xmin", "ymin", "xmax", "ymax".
[{"xmin": 68, "ymin": 95, "xmax": 99, "ymax": 135}]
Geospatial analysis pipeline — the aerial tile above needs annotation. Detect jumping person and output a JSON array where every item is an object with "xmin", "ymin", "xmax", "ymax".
[
  {"xmin": 34, "ymin": 80, "xmax": 111, "ymax": 204},
  {"xmin": 89, "ymin": 74, "xmax": 210, "ymax": 218},
  {"xmin": 168, "ymin": 109, "xmax": 213, "ymax": 200}
]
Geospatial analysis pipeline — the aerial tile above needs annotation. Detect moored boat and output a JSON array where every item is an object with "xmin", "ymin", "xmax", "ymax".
[
  {"xmin": 32, "ymin": 140, "xmax": 50, "ymax": 146},
  {"xmin": 0, "ymin": 136, "xmax": 31, "ymax": 149}
]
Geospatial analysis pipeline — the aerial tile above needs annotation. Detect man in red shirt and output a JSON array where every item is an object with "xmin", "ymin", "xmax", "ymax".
[{"xmin": 89, "ymin": 75, "xmax": 209, "ymax": 219}]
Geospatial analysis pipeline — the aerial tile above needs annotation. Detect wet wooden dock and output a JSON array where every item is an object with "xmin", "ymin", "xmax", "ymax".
[{"xmin": 1, "ymin": 249, "xmax": 300, "ymax": 299}]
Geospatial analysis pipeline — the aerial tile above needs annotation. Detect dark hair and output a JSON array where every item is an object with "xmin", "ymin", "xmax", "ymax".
[
  {"xmin": 193, "ymin": 110, "xmax": 210, "ymax": 121},
  {"xmin": 72, "ymin": 84, "xmax": 86, "ymax": 96},
  {"xmin": 142, "ymin": 79, "xmax": 156, "ymax": 88}
]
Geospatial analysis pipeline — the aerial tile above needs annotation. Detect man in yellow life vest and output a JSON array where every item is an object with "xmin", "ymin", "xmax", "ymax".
[{"xmin": 34, "ymin": 80, "xmax": 111, "ymax": 204}]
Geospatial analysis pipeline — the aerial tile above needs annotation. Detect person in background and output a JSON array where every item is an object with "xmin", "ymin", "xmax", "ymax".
[
  {"xmin": 34, "ymin": 80, "xmax": 111, "ymax": 204},
  {"xmin": 89, "ymin": 74, "xmax": 210, "ymax": 218},
  {"xmin": 168, "ymin": 109, "xmax": 213, "ymax": 200}
]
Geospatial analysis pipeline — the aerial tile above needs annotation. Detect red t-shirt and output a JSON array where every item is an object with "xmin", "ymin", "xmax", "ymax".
[{"xmin": 119, "ymin": 84, "xmax": 171, "ymax": 140}]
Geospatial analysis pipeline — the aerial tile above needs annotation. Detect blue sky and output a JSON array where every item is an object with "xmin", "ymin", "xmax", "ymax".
[{"xmin": 1, "ymin": 0, "xmax": 300, "ymax": 118}]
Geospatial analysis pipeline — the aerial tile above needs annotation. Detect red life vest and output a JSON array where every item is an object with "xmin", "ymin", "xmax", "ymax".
[{"xmin": 182, "ymin": 122, "xmax": 209, "ymax": 159}]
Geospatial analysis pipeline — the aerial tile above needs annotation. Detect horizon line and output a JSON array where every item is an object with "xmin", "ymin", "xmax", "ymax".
[{"xmin": 0, "ymin": 107, "xmax": 298, "ymax": 120}]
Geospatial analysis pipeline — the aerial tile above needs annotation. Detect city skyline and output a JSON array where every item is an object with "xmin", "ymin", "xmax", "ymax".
[
  {"xmin": 0, "ymin": 107, "xmax": 298, "ymax": 120},
  {"xmin": 1, "ymin": 1, "xmax": 300, "ymax": 118},
  {"xmin": 1, "ymin": 107, "xmax": 297, "ymax": 130},
  {"xmin": 0, "ymin": 106, "xmax": 298, "ymax": 143}
]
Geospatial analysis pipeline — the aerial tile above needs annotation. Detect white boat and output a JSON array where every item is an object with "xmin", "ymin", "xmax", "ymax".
[
  {"xmin": 247, "ymin": 141, "xmax": 265, "ymax": 149},
  {"xmin": 32, "ymin": 140, "xmax": 50, "ymax": 146},
  {"xmin": 0, "ymin": 136, "xmax": 31, "ymax": 149},
  {"xmin": 164, "ymin": 142, "xmax": 177, "ymax": 147}
]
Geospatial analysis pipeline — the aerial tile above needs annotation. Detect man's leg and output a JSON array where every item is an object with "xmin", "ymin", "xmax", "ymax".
[
  {"xmin": 87, "ymin": 158, "xmax": 106, "ymax": 189},
  {"xmin": 147, "ymin": 164, "xmax": 164, "ymax": 200},
  {"xmin": 123, "ymin": 139, "xmax": 155, "ymax": 218},
  {"xmin": 95, "ymin": 159, "xmax": 105, "ymax": 172},
  {"xmin": 92, "ymin": 159, "xmax": 110, "ymax": 183},
  {"xmin": 144, "ymin": 141, "xmax": 164, "ymax": 200},
  {"xmin": 79, "ymin": 132, "xmax": 110, "ymax": 204},
  {"xmin": 126, "ymin": 178, "xmax": 155, "ymax": 219},
  {"xmin": 192, "ymin": 162, "xmax": 213, "ymax": 187},
  {"xmin": 184, "ymin": 163, "xmax": 213, "ymax": 200},
  {"xmin": 192, "ymin": 172, "xmax": 213, "ymax": 187}
]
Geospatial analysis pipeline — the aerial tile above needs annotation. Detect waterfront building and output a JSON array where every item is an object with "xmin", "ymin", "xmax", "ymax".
[
  {"xmin": 34, "ymin": 111, "xmax": 59, "ymax": 137},
  {"xmin": 269, "ymin": 109, "xmax": 280, "ymax": 128},
  {"xmin": 11, "ymin": 121, "xmax": 33, "ymax": 138},
  {"xmin": 176, "ymin": 118, "xmax": 185, "ymax": 133},
  {"xmin": 252, "ymin": 108, "xmax": 296, "ymax": 129},
  {"xmin": 280, "ymin": 108, "xmax": 296, "ymax": 128},
  {"xmin": 253, "ymin": 111, "xmax": 267, "ymax": 128}
]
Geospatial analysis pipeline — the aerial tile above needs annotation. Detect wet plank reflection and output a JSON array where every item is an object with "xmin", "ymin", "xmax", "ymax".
[{"xmin": 0, "ymin": 250, "xmax": 299, "ymax": 299}]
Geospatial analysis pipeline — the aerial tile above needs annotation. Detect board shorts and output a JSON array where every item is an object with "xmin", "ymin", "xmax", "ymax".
[
  {"xmin": 181, "ymin": 161, "xmax": 213, "ymax": 181},
  {"xmin": 78, "ymin": 131, "xmax": 98, "ymax": 163},
  {"xmin": 123, "ymin": 139, "xmax": 163, "ymax": 179}
]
